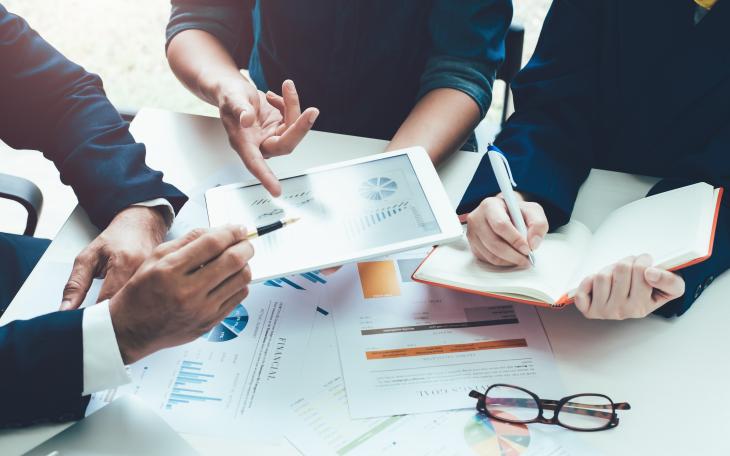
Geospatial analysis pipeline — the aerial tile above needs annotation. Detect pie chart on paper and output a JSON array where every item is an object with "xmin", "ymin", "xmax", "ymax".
[
  {"xmin": 463, "ymin": 413, "xmax": 531, "ymax": 456},
  {"xmin": 201, "ymin": 304, "xmax": 249, "ymax": 342}
]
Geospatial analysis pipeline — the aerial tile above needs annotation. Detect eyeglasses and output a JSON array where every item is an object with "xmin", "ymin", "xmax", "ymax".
[{"xmin": 469, "ymin": 384, "xmax": 631, "ymax": 432}]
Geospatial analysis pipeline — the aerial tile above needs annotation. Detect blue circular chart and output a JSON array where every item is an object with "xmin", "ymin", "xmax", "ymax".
[
  {"xmin": 359, "ymin": 177, "xmax": 398, "ymax": 200},
  {"xmin": 201, "ymin": 304, "xmax": 249, "ymax": 342}
]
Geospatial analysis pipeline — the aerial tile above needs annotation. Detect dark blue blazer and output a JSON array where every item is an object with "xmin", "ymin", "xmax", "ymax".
[
  {"xmin": 0, "ymin": 5, "xmax": 186, "ymax": 427},
  {"xmin": 459, "ymin": 0, "xmax": 730, "ymax": 317}
]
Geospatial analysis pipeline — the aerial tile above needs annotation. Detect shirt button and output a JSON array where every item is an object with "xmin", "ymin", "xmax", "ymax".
[
  {"xmin": 704, "ymin": 275, "xmax": 715, "ymax": 287},
  {"xmin": 694, "ymin": 284, "xmax": 703, "ymax": 300}
]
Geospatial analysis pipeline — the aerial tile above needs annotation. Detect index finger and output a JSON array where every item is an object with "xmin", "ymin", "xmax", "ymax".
[
  {"xmin": 239, "ymin": 141, "xmax": 282, "ymax": 196},
  {"xmin": 485, "ymin": 199, "xmax": 530, "ymax": 256},
  {"xmin": 521, "ymin": 202, "xmax": 548, "ymax": 250},
  {"xmin": 165, "ymin": 225, "xmax": 248, "ymax": 272}
]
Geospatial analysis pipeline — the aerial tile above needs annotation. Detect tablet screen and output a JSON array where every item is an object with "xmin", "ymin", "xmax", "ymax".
[{"xmin": 209, "ymin": 154, "xmax": 441, "ymax": 278}]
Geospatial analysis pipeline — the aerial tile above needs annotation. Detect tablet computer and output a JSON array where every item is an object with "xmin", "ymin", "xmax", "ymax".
[{"xmin": 205, "ymin": 147, "xmax": 462, "ymax": 282}]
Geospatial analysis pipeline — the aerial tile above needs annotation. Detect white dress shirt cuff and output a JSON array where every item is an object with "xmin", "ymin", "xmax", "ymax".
[
  {"xmin": 81, "ymin": 300, "xmax": 131, "ymax": 395},
  {"xmin": 132, "ymin": 198, "xmax": 176, "ymax": 226}
]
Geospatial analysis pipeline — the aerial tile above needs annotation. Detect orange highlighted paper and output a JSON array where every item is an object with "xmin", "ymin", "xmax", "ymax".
[
  {"xmin": 357, "ymin": 261, "xmax": 401, "ymax": 299},
  {"xmin": 365, "ymin": 338, "xmax": 527, "ymax": 360}
]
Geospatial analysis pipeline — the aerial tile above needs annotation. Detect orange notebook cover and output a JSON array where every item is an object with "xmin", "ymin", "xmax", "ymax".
[{"xmin": 413, "ymin": 186, "xmax": 724, "ymax": 308}]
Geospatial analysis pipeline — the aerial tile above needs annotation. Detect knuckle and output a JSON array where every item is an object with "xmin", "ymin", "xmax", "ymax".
[
  {"xmin": 614, "ymin": 262, "xmax": 631, "ymax": 275},
  {"xmin": 63, "ymin": 279, "xmax": 83, "ymax": 294},
  {"xmin": 596, "ymin": 272, "xmax": 612, "ymax": 286},
  {"xmin": 188, "ymin": 228, "xmax": 207, "ymax": 241},
  {"xmin": 227, "ymin": 250, "xmax": 248, "ymax": 270},
  {"xmin": 241, "ymin": 264, "xmax": 253, "ymax": 284},
  {"xmin": 492, "ymin": 219, "xmax": 511, "ymax": 235}
]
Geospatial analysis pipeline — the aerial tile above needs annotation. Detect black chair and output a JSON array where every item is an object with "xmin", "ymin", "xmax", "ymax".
[
  {"xmin": 496, "ymin": 23, "xmax": 525, "ymax": 126},
  {"xmin": 0, "ymin": 173, "xmax": 43, "ymax": 237}
]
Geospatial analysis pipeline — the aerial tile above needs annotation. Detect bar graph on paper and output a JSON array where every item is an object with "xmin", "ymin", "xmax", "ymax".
[
  {"xmin": 264, "ymin": 270, "xmax": 328, "ymax": 290},
  {"xmin": 166, "ymin": 360, "xmax": 223, "ymax": 410}
]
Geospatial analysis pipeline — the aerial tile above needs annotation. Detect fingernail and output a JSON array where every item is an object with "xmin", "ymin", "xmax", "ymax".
[
  {"xmin": 518, "ymin": 244, "xmax": 530, "ymax": 256},
  {"xmin": 530, "ymin": 236, "xmax": 542, "ymax": 250},
  {"xmin": 645, "ymin": 268, "xmax": 660, "ymax": 283},
  {"xmin": 284, "ymin": 79, "xmax": 294, "ymax": 90},
  {"xmin": 309, "ymin": 109, "xmax": 320, "ymax": 125},
  {"xmin": 238, "ymin": 225, "xmax": 248, "ymax": 238},
  {"xmin": 61, "ymin": 300, "xmax": 72, "ymax": 310}
]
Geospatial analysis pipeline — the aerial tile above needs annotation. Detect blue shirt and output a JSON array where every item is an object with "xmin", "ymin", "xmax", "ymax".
[{"xmin": 167, "ymin": 0, "xmax": 512, "ymax": 141}]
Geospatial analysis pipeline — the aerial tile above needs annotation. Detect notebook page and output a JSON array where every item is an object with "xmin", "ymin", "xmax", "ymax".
[
  {"xmin": 569, "ymin": 182, "xmax": 715, "ymax": 290},
  {"xmin": 417, "ymin": 221, "xmax": 592, "ymax": 303}
]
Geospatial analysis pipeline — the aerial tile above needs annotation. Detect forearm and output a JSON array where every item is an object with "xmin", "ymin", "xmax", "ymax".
[
  {"xmin": 167, "ymin": 29, "xmax": 249, "ymax": 106},
  {"xmin": 387, "ymin": 88, "xmax": 480, "ymax": 164},
  {"xmin": 0, "ymin": 310, "xmax": 88, "ymax": 427}
]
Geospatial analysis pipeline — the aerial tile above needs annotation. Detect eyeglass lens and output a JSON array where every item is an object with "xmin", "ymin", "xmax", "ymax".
[
  {"xmin": 485, "ymin": 385, "xmax": 540, "ymax": 422},
  {"xmin": 557, "ymin": 394, "xmax": 614, "ymax": 430}
]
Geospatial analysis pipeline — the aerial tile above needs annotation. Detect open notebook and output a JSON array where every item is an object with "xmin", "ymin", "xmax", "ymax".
[{"xmin": 413, "ymin": 183, "xmax": 724, "ymax": 307}]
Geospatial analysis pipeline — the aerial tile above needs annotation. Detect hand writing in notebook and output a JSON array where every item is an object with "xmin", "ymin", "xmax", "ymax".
[
  {"xmin": 573, "ymin": 254, "xmax": 685, "ymax": 320},
  {"xmin": 466, "ymin": 192, "xmax": 548, "ymax": 267}
]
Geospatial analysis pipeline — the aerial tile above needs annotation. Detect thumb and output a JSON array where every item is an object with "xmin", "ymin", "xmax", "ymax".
[
  {"xmin": 644, "ymin": 267, "xmax": 685, "ymax": 303},
  {"xmin": 238, "ymin": 101, "xmax": 256, "ymax": 128},
  {"xmin": 61, "ymin": 251, "xmax": 100, "ymax": 310}
]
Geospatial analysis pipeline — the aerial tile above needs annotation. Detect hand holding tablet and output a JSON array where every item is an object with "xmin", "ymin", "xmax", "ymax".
[{"xmin": 205, "ymin": 147, "xmax": 462, "ymax": 282}]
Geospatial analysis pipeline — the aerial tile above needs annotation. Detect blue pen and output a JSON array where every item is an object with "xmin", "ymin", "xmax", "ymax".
[{"xmin": 486, "ymin": 144, "xmax": 535, "ymax": 266}]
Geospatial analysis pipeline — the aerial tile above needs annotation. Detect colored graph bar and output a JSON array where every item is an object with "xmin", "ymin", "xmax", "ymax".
[
  {"xmin": 175, "ymin": 377, "xmax": 205, "ymax": 384},
  {"xmin": 170, "ymin": 393, "xmax": 222, "ymax": 402},
  {"xmin": 360, "ymin": 318, "xmax": 520, "ymax": 336},
  {"xmin": 357, "ymin": 261, "xmax": 401, "ymax": 298},
  {"xmin": 280, "ymin": 277, "xmax": 305, "ymax": 289},
  {"xmin": 365, "ymin": 339, "xmax": 528, "ymax": 360},
  {"xmin": 177, "ymin": 371, "xmax": 214, "ymax": 378}
]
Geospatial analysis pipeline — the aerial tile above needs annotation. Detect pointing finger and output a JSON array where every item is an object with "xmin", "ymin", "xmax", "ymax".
[{"xmin": 239, "ymin": 142, "xmax": 282, "ymax": 196}]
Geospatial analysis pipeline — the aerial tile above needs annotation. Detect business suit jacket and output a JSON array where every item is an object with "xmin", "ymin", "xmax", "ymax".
[
  {"xmin": 0, "ymin": 5, "xmax": 187, "ymax": 427},
  {"xmin": 459, "ymin": 0, "xmax": 730, "ymax": 317}
]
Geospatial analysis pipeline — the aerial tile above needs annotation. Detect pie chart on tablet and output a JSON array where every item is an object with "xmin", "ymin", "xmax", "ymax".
[
  {"xmin": 463, "ymin": 413, "xmax": 530, "ymax": 455},
  {"xmin": 201, "ymin": 304, "xmax": 249, "ymax": 342},
  {"xmin": 359, "ymin": 177, "xmax": 398, "ymax": 200}
]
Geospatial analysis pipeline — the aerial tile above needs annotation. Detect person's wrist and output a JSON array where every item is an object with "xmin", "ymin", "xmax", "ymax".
[
  {"xmin": 118, "ymin": 206, "xmax": 167, "ymax": 245},
  {"xmin": 198, "ymin": 69, "xmax": 252, "ymax": 108},
  {"xmin": 108, "ymin": 295, "xmax": 142, "ymax": 365}
]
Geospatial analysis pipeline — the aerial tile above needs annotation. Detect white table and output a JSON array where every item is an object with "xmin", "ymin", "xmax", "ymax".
[{"xmin": 2, "ymin": 108, "xmax": 728, "ymax": 455}]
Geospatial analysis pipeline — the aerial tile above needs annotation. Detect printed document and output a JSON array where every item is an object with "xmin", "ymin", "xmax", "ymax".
[
  {"xmin": 286, "ymin": 311, "xmax": 592, "ymax": 456},
  {"xmin": 328, "ymin": 251, "xmax": 561, "ymax": 418},
  {"xmin": 86, "ymin": 282, "xmax": 319, "ymax": 439}
]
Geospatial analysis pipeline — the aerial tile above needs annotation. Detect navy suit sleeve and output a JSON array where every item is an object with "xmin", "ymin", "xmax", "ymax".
[
  {"xmin": 650, "ymin": 124, "xmax": 730, "ymax": 318},
  {"xmin": 418, "ymin": 0, "xmax": 512, "ymax": 118},
  {"xmin": 0, "ymin": 309, "xmax": 89, "ymax": 428},
  {"xmin": 0, "ymin": 6, "xmax": 187, "ymax": 229},
  {"xmin": 457, "ymin": 0, "xmax": 601, "ymax": 226}
]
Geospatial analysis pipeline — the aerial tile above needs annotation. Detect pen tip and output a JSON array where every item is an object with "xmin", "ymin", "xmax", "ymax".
[{"xmin": 286, "ymin": 216, "xmax": 301, "ymax": 224}]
